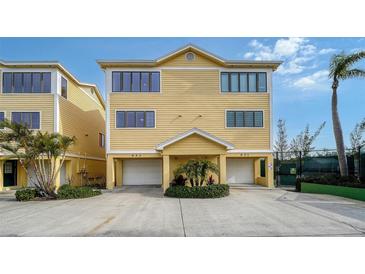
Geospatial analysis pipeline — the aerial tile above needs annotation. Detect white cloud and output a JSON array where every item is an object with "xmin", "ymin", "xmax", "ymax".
[
  {"xmin": 319, "ymin": 48, "xmax": 336, "ymax": 54},
  {"xmin": 292, "ymin": 70, "xmax": 329, "ymax": 90},
  {"xmin": 243, "ymin": 38, "xmax": 336, "ymax": 76}
]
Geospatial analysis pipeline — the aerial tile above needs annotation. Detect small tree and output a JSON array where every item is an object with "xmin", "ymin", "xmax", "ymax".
[
  {"xmin": 290, "ymin": 122, "xmax": 326, "ymax": 157},
  {"xmin": 174, "ymin": 159, "xmax": 219, "ymax": 187},
  {"xmin": 0, "ymin": 120, "xmax": 75, "ymax": 198},
  {"xmin": 350, "ymin": 120, "xmax": 365, "ymax": 151},
  {"xmin": 274, "ymin": 119, "xmax": 289, "ymax": 160}
]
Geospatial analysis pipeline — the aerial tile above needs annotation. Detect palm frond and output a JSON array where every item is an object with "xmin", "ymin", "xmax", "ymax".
[{"xmin": 339, "ymin": 68, "xmax": 365, "ymax": 80}]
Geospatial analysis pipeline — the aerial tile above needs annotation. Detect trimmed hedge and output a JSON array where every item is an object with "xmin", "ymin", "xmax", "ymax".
[
  {"xmin": 165, "ymin": 184, "xmax": 229, "ymax": 199},
  {"xmin": 297, "ymin": 174, "xmax": 365, "ymax": 189},
  {"xmin": 15, "ymin": 188, "xmax": 39, "ymax": 202},
  {"xmin": 56, "ymin": 185, "xmax": 101, "ymax": 199}
]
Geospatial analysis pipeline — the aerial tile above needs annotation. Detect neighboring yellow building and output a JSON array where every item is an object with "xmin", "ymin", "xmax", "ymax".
[
  {"xmin": 98, "ymin": 44, "xmax": 281, "ymax": 191},
  {"xmin": 0, "ymin": 60, "xmax": 106, "ymax": 191}
]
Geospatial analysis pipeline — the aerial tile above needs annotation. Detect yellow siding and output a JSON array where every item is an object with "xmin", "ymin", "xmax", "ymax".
[
  {"xmin": 160, "ymin": 51, "xmax": 220, "ymax": 67},
  {"xmin": 0, "ymin": 94, "xmax": 54, "ymax": 132},
  {"xmin": 163, "ymin": 134, "xmax": 226, "ymax": 155},
  {"xmin": 65, "ymin": 157, "xmax": 106, "ymax": 186},
  {"xmin": 109, "ymin": 69, "xmax": 270, "ymax": 151},
  {"xmin": 59, "ymin": 79, "xmax": 105, "ymax": 159}
]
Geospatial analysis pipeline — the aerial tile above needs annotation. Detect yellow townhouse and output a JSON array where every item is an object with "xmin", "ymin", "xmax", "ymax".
[
  {"xmin": 97, "ymin": 44, "xmax": 281, "ymax": 191},
  {"xmin": 0, "ymin": 60, "xmax": 106, "ymax": 191}
]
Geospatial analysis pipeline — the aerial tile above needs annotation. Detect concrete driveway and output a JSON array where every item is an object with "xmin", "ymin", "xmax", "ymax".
[{"xmin": 1, "ymin": 186, "xmax": 365, "ymax": 236}]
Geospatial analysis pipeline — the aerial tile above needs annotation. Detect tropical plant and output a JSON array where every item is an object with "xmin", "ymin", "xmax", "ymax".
[
  {"xmin": 174, "ymin": 159, "xmax": 219, "ymax": 187},
  {"xmin": 329, "ymin": 51, "xmax": 365, "ymax": 176},
  {"xmin": 274, "ymin": 119, "xmax": 289, "ymax": 160},
  {"xmin": 290, "ymin": 122, "xmax": 326, "ymax": 157},
  {"xmin": 0, "ymin": 119, "xmax": 76, "ymax": 198}
]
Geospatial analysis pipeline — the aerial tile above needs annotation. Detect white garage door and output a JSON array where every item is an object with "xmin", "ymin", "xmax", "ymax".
[
  {"xmin": 227, "ymin": 158, "xmax": 254, "ymax": 185},
  {"xmin": 123, "ymin": 159, "xmax": 162, "ymax": 186}
]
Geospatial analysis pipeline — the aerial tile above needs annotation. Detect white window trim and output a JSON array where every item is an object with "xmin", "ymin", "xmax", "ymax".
[
  {"xmin": 114, "ymin": 109, "xmax": 157, "ymax": 130},
  {"xmin": 224, "ymin": 109, "xmax": 265, "ymax": 129},
  {"xmin": 9, "ymin": 110, "xmax": 42, "ymax": 130}
]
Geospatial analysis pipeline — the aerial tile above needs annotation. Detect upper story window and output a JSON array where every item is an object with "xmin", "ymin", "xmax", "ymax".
[
  {"xmin": 221, "ymin": 72, "xmax": 267, "ymax": 93},
  {"xmin": 61, "ymin": 77, "xmax": 67, "ymax": 99},
  {"xmin": 112, "ymin": 71, "xmax": 160, "ymax": 92},
  {"xmin": 0, "ymin": 112, "xmax": 4, "ymax": 129},
  {"xmin": 11, "ymin": 112, "xmax": 40, "ymax": 129},
  {"xmin": 2, "ymin": 72, "xmax": 51, "ymax": 93},
  {"xmin": 226, "ymin": 110, "xmax": 263, "ymax": 128},
  {"xmin": 116, "ymin": 110, "xmax": 155, "ymax": 128},
  {"xmin": 99, "ymin": 133, "xmax": 105, "ymax": 148}
]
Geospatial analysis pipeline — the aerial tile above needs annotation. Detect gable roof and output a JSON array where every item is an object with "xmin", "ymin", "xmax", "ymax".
[
  {"xmin": 97, "ymin": 44, "xmax": 282, "ymax": 70},
  {"xmin": 155, "ymin": 128, "xmax": 235, "ymax": 150},
  {"xmin": 0, "ymin": 60, "xmax": 105, "ymax": 109}
]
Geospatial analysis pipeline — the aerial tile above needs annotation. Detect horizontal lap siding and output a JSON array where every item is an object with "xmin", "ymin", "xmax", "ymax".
[
  {"xmin": 160, "ymin": 52, "xmax": 219, "ymax": 67},
  {"xmin": 59, "ymin": 80, "xmax": 105, "ymax": 159},
  {"xmin": 110, "ymin": 70, "xmax": 270, "ymax": 151},
  {"xmin": 0, "ymin": 94, "xmax": 54, "ymax": 132}
]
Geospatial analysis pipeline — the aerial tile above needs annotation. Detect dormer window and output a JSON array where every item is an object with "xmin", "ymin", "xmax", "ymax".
[{"xmin": 61, "ymin": 77, "xmax": 68, "ymax": 99}]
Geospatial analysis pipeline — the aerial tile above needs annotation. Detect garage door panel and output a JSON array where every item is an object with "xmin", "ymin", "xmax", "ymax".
[
  {"xmin": 227, "ymin": 158, "xmax": 254, "ymax": 185},
  {"xmin": 123, "ymin": 159, "xmax": 162, "ymax": 186}
]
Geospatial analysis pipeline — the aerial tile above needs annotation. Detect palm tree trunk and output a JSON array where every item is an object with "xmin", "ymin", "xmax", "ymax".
[{"xmin": 331, "ymin": 84, "xmax": 348, "ymax": 176}]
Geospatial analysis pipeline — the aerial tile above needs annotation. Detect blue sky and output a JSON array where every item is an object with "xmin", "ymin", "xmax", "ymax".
[{"xmin": 0, "ymin": 37, "xmax": 364, "ymax": 149}]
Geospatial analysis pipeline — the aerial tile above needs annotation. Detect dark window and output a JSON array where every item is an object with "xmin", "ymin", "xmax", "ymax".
[
  {"xmin": 42, "ymin": 73, "xmax": 51, "ymax": 92},
  {"xmin": 14, "ymin": 73, "xmax": 23, "ymax": 92},
  {"xmin": 226, "ymin": 110, "xmax": 264, "ymax": 128},
  {"xmin": 99, "ymin": 133, "xmax": 105, "ymax": 148},
  {"xmin": 0, "ymin": 112, "xmax": 4, "ymax": 129},
  {"xmin": 112, "ymin": 71, "xmax": 160, "ymax": 92},
  {"xmin": 61, "ymin": 77, "xmax": 67, "ymax": 99},
  {"xmin": 226, "ymin": 111, "xmax": 235, "ymax": 127},
  {"xmin": 221, "ymin": 73, "xmax": 229, "ymax": 92},
  {"xmin": 260, "ymin": 159, "xmax": 266, "ymax": 177},
  {"xmin": 145, "ymin": 111, "xmax": 155, "ymax": 127},
  {"xmin": 151, "ymin": 72, "xmax": 160, "ymax": 92},
  {"xmin": 220, "ymin": 72, "xmax": 267, "ymax": 93},
  {"xmin": 230, "ymin": 73, "xmax": 239, "ymax": 92},
  {"xmin": 2, "ymin": 72, "xmax": 51, "ymax": 93},
  {"xmin": 116, "ymin": 111, "xmax": 125, "ymax": 128},
  {"xmin": 116, "ymin": 111, "xmax": 155, "ymax": 128},
  {"xmin": 248, "ymin": 73, "xmax": 257, "ymax": 92},
  {"xmin": 23, "ymin": 73, "xmax": 32, "ymax": 92},
  {"xmin": 141, "ymin": 72, "xmax": 149, "ymax": 92},
  {"xmin": 3, "ymin": 73, "xmax": 13, "ymax": 93},
  {"xmin": 244, "ymin": 111, "xmax": 254, "ymax": 127},
  {"xmin": 258, "ymin": 72, "xmax": 267, "ymax": 92},
  {"xmin": 32, "ymin": 73, "xmax": 42, "ymax": 92},
  {"xmin": 239, "ymin": 73, "xmax": 248, "ymax": 92},
  {"xmin": 126, "ymin": 111, "xmax": 136, "ymax": 127},
  {"xmin": 122, "ymin": 72, "xmax": 131, "ymax": 92},
  {"xmin": 112, "ymin": 72, "xmax": 121, "ymax": 92},
  {"xmin": 11, "ymin": 112, "xmax": 40, "ymax": 129},
  {"xmin": 136, "ymin": 111, "xmax": 145, "ymax": 127},
  {"xmin": 131, "ymin": 72, "xmax": 140, "ymax": 92}
]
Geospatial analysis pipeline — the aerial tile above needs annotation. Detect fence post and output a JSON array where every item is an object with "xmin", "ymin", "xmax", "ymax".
[
  {"xmin": 275, "ymin": 152, "xmax": 279, "ymax": 187},
  {"xmin": 359, "ymin": 146, "xmax": 362, "ymax": 180},
  {"xmin": 299, "ymin": 151, "xmax": 302, "ymax": 177}
]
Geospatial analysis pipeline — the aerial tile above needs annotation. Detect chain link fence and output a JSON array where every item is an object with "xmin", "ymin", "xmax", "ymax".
[{"xmin": 274, "ymin": 145, "xmax": 365, "ymax": 187}]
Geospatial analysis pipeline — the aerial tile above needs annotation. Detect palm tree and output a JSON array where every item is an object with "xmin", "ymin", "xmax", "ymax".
[{"xmin": 329, "ymin": 51, "xmax": 365, "ymax": 176}]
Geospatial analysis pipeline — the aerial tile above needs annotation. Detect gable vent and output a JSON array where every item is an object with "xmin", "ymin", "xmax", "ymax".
[{"xmin": 185, "ymin": 52, "xmax": 196, "ymax": 61}]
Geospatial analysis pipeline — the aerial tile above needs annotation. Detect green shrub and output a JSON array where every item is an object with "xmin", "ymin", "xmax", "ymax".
[
  {"xmin": 57, "ymin": 184, "xmax": 102, "ymax": 199},
  {"xmin": 165, "ymin": 184, "xmax": 229, "ymax": 199},
  {"xmin": 15, "ymin": 188, "xmax": 39, "ymax": 201},
  {"xmin": 297, "ymin": 174, "xmax": 365, "ymax": 189}
]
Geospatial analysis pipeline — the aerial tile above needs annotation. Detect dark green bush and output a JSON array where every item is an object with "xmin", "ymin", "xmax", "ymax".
[
  {"xmin": 57, "ymin": 184, "xmax": 102, "ymax": 199},
  {"xmin": 298, "ymin": 174, "xmax": 365, "ymax": 189},
  {"xmin": 165, "ymin": 184, "xmax": 229, "ymax": 199},
  {"xmin": 15, "ymin": 188, "xmax": 39, "ymax": 201}
]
